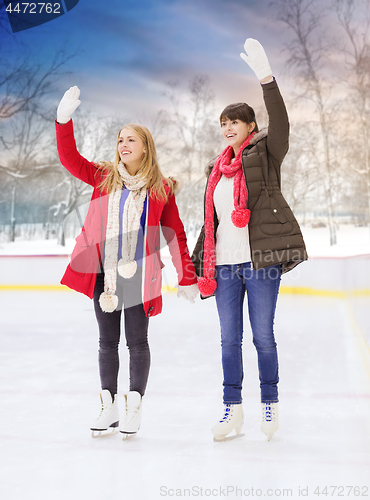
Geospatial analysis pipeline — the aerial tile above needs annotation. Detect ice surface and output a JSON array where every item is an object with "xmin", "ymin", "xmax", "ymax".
[
  {"xmin": 0, "ymin": 223, "xmax": 369, "ymax": 499},
  {"xmin": 0, "ymin": 289, "xmax": 370, "ymax": 500}
]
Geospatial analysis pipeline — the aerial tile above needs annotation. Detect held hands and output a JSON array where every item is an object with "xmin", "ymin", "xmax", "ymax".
[
  {"xmin": 57, "ymin": 86, "xmax": 81, "ymax": 124},
  {"xmin": 177, "ymin": 283, "xmax": 199, "ymax": 304},
  {"xmin": 240, "ymin": 38, "xmax": 273, "ymax": 82}
]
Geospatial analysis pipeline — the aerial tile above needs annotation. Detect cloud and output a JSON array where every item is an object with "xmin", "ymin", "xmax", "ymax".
[
  {"xmin": 63, "ymin": 0, "xmax": 294, "ymax": 121},
  {"xmin": 12, "ymin": 0, "xmax": 363, "ymax": 127}
]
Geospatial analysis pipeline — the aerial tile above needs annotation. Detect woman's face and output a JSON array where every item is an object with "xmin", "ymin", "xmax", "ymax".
[
  {"xmin": 221, "ymin": 118, "xmax": 255, "ymax": 153},
  {"xmin": 117, "ymin": 128, "xmax": 146, "ymax": 174}
]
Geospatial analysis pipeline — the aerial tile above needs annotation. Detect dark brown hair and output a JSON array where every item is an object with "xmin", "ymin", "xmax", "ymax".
[{"xmin": 219, "ymin": 103, "xmax": 259, "ymax": 133}]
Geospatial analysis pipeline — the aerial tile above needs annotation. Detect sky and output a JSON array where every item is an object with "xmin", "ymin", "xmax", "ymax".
[
  {"xmin": 1, "ymin": 0, "xmax": 297, "ymax": 123},
  {"xmin": 1, "ymin": 0, "xmax": 369, "ymax": 138}
]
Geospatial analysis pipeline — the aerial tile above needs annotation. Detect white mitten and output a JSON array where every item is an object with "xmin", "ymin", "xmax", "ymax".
[
  {"xmin": 240, "ymin": 38, "xmax": 272, "ymax": 81},
  {"xmin": 177, "ymin": 283, "xmax": 198, "ymax": 304},
  {"xmin": 57, "ymin": 86, "xmax": 81, "ymax": 124}
]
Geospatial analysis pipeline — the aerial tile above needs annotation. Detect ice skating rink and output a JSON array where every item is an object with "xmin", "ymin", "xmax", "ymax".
[{"xmin": 1, "ymin": 275, "xmax": 370, "ymax": 500}]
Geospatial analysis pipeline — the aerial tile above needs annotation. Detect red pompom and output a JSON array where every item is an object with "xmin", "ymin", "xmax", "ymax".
[
  {"xmin": 198, "ymin": 277, "xmax": 217, "ymax": 297},
  {"xmin": 231, "ymin": 208, "xmax": 250, "ymax": 228}
]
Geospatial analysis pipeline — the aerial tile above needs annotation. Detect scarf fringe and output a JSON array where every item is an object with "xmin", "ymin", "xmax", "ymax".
[
  {"xmin": 99, "ymin": 292, "xmax": 119, "ymax": 313},
  {"xmin": 231, "ymin": 208, "xmax": 251, "ymax": 228},
  {"xmin": 118, "ymin": 259, "xmax": 137, "ymax": 279},
  {"xmin": 198, "ymin": 277, "xmax": 217, "ymax": 297}
]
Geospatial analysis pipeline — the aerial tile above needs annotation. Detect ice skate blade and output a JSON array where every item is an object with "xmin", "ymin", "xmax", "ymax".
[
  {"xmin": 261, "ymin": 431, "xmax": 276, "ymax": 441},
  {"xmin": 213, "ymin": 433, "xmax": 245, "ymax": 442},
  {"xmin": 121, "ymin": 432, "xmax": 137, "ymax": 441},
  {"xmin": 91, "ymin": 428, "xmax": 119, "ymax": 439}
]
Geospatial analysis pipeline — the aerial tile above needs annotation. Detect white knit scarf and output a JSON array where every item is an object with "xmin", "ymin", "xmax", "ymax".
[{"xmin": 99, "ymin": 162, "xmax": 147, "ymax": 313}]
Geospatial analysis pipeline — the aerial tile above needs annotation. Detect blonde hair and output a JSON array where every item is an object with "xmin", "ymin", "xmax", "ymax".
[{"xmin": 96, "ymin": 123, "xmax": 172, "ymax": 200}]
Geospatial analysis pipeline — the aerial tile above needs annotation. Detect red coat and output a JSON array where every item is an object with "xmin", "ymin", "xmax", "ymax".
[{"xmin": 56, "ymin": 120, "xmax": 197, "ymax": 317}]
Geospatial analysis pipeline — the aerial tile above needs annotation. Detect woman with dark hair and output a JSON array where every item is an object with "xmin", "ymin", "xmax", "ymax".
[
  {"xmin": 55, "ymin": 87, "xmax": 198, "ymax": 439},
  {"xmin": 192, "ymin": 39, "xmax": 307, "ymax": 441}
]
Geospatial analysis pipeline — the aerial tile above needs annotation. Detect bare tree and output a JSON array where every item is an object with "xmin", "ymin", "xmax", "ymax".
[
  {"xmin": 162, "ymin": 75, "xmax": 223, "ymax": 231},
  {"xmin": 335, "ymin": 0, "xmax": 370, "ymax": 231},
  {"xmin": 0, "ymin": 9, "xmax": 75, "ymax": 241},
  {"xmin": 2, "ymin": 106, "xmax": 59, "ymax": 240},
  {"xmin": 51, "ymin": 110, "xmax": 130, "ymax": 245},
  {"xmin": 273, "ymin": 0, "xmax": 339, "ymax": 243},
  {"xmin": 281, "ymin": 123, "xmax": 322, "ymax": 224},
  {"xmin": 0, "ymin": 5, "xmax": 74, "ymax": 168}
]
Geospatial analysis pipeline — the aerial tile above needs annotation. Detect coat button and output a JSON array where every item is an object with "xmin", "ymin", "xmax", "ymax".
[
  {"xmin": 152, "ymin": 278, "xmax": 156, "ymax": 282},
  {"xmin": 149, "ymin": 306, "xmax": 154, "ymax": 311},
  {"xmin": 273, "ymin": 209, "xmax": 277, "ymax": 213}
]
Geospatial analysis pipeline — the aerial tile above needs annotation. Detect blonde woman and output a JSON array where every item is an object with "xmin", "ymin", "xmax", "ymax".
[{"xmin": 56, "ymin": 87, "xmax": 198, "ymax": 439}]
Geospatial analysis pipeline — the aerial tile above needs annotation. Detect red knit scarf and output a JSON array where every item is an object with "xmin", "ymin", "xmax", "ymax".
[{"xmin": 198, "ymin": 133, "xmax": 255, "ymax": 297}]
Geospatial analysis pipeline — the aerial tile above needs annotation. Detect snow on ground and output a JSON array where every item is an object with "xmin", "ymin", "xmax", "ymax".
[{"xmin": 0, "ymin": 224, "xmax": 369, "ymax": 257}]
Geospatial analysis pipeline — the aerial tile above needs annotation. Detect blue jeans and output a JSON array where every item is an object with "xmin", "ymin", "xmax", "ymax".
[{"xmin": 214, "ymin": 262, "xmax": 281, "ymax": 404}]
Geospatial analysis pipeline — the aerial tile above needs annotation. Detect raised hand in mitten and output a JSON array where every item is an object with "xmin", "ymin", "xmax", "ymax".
[
  {"xmin": 240, "ymin": 38, "xmax": 272, "ymax": 82},
  {"xmin": 57, "ymin": 86, "xmax": 81, "ymax": 124}
]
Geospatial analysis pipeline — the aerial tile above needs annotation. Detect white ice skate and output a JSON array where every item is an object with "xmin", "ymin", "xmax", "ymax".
[
  {"xmin": 261, "ymin": 402, "xmax": 279, "ymax": 441},
  {"xmin": 120, "ymin": 391, "xmax": 142, "ymax": 440},
  {"xmin": 90, "ymin": 389, "xmax": 119, "ymax": 438},
  {"xmin": 211, "ymin": 403, "xmax": 244, "ymax": 441}
]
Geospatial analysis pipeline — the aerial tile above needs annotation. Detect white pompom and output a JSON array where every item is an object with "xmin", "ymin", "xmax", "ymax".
[
  {"xmin": 117, "ymin": 259, "xmax": 137, "ymax": 278},
  {"xmin": 99, "ymin": 292, "xmax": 119, "ymax": 313}
]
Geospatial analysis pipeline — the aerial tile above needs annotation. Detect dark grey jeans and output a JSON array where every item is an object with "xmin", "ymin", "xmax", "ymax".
[{"xmin": 93, "ymin": 270, "xmax": 150, "ymax": 397}]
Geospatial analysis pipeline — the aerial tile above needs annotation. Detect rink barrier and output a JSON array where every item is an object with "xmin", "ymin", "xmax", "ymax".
[{"xmin": 0, "ymin": 284, "xmax": 70, "ymax": 291}]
